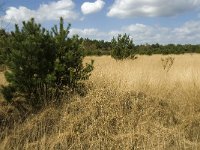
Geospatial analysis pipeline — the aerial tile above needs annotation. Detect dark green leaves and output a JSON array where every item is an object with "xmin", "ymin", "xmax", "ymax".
[
  {"xmin": 1, "ymin": 17, "xmax": 93, "ymax": 108},
  {"xmin": 111, "ymin": 34, "xmax": 134, "ymax": 60}
]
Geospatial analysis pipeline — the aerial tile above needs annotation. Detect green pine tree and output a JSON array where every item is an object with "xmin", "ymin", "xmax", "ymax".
[
  {"xmin": 50, "ymin": 17, "xmax": 94, "ymax": 93},
  {"xmin": 1, "ymin": 17, "xmax": 94, "ymax": 108},
  {"xmin": 0, "ymin": 29, "xmax": 10, "ymax": 66},
  {"xmin": 111, "ymin": 34, "xmax": 134, "ymax": 60},
  {"xmin": 2, "ymin": 18, "xmax": 56, "ymax": 107}
]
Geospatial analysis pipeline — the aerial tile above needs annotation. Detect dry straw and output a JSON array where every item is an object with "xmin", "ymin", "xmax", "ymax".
[{"xmin": 0, "ymin": 54, "xmax": 200, "ymax": 149}]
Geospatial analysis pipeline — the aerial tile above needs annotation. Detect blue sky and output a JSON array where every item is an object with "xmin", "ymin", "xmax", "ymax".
[{"xmin": 1, "ymin": 0, "xmax": 200, "ymax": 44}]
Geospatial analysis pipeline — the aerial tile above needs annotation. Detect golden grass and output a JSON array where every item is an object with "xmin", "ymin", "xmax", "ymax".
[
  {"xmin": 1, "ymin": 54, "xmax": 200, "ymax": 149},
  {"xmin": 0, "ymin": 72, "xmax": 7, "ymax": 86},
  {"xmin": 0, "ymin": 71, "xmax": 8, "ymax": 101}
]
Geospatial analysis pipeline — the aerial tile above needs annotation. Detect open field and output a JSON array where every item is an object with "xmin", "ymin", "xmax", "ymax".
[
  {"xmin": 1, "ymin": 54, "xmax": 200, "ymax": 149},
  {"xmin": 88, "ymin": 54, "xmax": 200, "ymax": 102}
]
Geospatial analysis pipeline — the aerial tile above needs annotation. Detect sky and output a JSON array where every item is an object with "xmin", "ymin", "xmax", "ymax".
[{"xmin": 1, "ymin": 0, "xmax": 200, "ymax": 44}]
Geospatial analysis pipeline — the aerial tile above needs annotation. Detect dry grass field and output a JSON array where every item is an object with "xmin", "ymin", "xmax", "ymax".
[{"xmin": 1, "ymin": 54, "xmax": 200, "ymax": 149}]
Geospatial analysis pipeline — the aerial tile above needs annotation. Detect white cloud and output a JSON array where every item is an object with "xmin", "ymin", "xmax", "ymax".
[
  {"xmin": 107, "ymin": 0, "xmax": 200, "ymax": 18},
  {"xmin": 3, "ymin": 0, "xmax": 78, "ymax": 23},
  {"xmin": 70, "ymin": 28, "xmax": 107, "ymax": 40},
  {"xmin": 70, "ymin": 20, "xmax": 200, "ymax": 44},
  {"xmin": 70, "ymin": 28, "xmax": 99, "ymax": 36},
  {"xmin": 81, "ymin": 0, "xmax": 105, "ymax": 15},
  {"xmin": 109, "ymin": 21, "xmax": 200, "ymax": 44}
]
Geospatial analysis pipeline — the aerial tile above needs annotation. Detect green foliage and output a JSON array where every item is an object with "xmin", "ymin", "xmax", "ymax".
[
  {"xmin": 111, "ymin": 34, "xmax": 134, "ymax": 60},
  {"xmin": 0, "ymin": 29, "xmax": 10, "ymax": 65},
  {"xmin": 78, "ymin": 38, "xmax": 200, "ymax": 56},
  {"xmin": 135, "ymin": 44, "xmax": 200, "ymax": 55},
  {"xmin": 48, "ymin": 18, "xmax": 94, "ymax": 95},
  {"xmin": 80, "ymin": 38, "xmax": 111, "ymax": 56},
  {"xmin": 2, "ymin": 18, "xmax": 55, "ymax": 107},
  {"xmin": 1, "ymin": 18, "xmax": 93, "ymax": 108},
  {"xmin": 1, "ymin": 85, "xmax": 16, "ymax": 102}
]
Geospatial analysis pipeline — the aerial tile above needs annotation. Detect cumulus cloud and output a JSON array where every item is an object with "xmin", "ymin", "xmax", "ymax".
[
  {"xmin": 3, "ymin": 0, "xmax": 78, "ymax": 23},
  {"xmin": 109, "ymin": 21, "xmax": 200, "ymax": 44},
  {"xmin": 107, "ymin": 0, "xmax": 200, "ymax": 18},
  {"xmin": 70, "ymin": 28, "xmax": 107, "ymax": 40},
  {"xmin": 81, "ymin": 0, "xmax": 105, "ymax": 15},
  {"xmin": 70, "ymin": 20, "xmax": 200, "ymax": 44}
]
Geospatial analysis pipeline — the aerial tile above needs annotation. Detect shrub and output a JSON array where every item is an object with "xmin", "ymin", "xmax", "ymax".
[
  {"xmin": 111, "ymin": 34, "xmax": 134, "ymax": 60},
  {"xmin": 0, "ymin": 29, "xmax": 10, "ymax": 66},
  {"xmin": 161, "ymin": 56, "xmax": 175, "ymax": 72},
  {"xmin": 2, "ymin": 19, "xmax": 56, "ymax": 107},
  {"xmin": 1, "ymin": 18, "xmax": 93, "ymax": 108},
  {"xmin": 49, "ymin": 18, "xmax": 94, "ymax": 96}
]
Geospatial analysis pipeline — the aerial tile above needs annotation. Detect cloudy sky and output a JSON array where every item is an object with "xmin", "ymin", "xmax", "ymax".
[{"xmin": 1, "ymin": 0, "xmax": 200, "ymax": 44}]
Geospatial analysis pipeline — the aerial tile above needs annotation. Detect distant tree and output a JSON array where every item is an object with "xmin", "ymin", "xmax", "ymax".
[{"xmin": 111, "ymin": 34, "xmax": 134, "ymax": 59}]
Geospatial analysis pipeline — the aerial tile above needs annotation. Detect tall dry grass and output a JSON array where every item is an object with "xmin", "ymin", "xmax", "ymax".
[
  {"xmin": 0, "ymin": 71, "xmax": 7, "ymax": 102},
  {"xmin": 1, "ymin": 54, "xmax": 200, "ymax": 149}
]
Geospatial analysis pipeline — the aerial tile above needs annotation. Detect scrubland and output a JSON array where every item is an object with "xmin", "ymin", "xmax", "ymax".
[{"xmin": 1, "ymin": 54, "xmax": 200, "ymax": 150}]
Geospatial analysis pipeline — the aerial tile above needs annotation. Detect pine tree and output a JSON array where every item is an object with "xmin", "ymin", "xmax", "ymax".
[
  {"xmin": 1, "ymin": 18, "xmax": 94, "ymax": 108},
  {"xmin": 2, "ymin": 18, "xmax": 56, "ymax": 106},
  {"xmin": 50, "ymin": 17, "xmax": 94, "ymax": 94},
  {"xmin": 111, "ymin": 34, "xmax": 134, "ymax": 60},
  {"xmin": 0, "ymin": 29, "xmax": 10, "ymax": 65}
]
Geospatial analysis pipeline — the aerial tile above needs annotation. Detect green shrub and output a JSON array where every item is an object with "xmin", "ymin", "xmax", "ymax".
[
  {"xmin": 111, "ymin": 34, "xmax": 134, "ymax": 60},
  {"xmin": 1, "ymin": 18, "xmax": 93, "ymax": 108},
  {"xmin": 2, "ymin": 18, "xmax": 56, "ymax": 107},
  {"xmin": 50, "ymin": 18, "xmax": 94, "ymax": 94},
  {"xmin": 0, "ymin": 29, "xmax": 10, "ymax": 65},
  {"xmin": 1, "ymin": 85, "xmax": 16, "ymax": 102}
]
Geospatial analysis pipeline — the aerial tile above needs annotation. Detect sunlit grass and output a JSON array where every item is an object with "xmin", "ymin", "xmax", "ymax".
[
  {"xmin": 0, "ymin": 54, "xmax": 200, "ymax": 149},
  {"xmin": 0, "ymin": 71, "xmax": 7, "ymax": 102}
]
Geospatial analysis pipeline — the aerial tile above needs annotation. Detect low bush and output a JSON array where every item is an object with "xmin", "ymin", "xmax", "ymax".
[{"xmin": 111, "ymin": 34, "xmax": 134, "ymax": 60}]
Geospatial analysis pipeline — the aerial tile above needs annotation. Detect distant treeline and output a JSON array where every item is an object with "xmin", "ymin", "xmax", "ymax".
[
  {"xmin": 78, "ymin": 38, "xmax": 112, "ymax": 56},
  {"xmin": 1, "ymin": 29, "xmax": 200, "ymax": 57},
  {"xmin": 135, "ymin": 44, "xmax": 200, "ymax": 55},
  {"xmin": 78, "ymin": 38, "xmax": 200, "ymax": 56}
]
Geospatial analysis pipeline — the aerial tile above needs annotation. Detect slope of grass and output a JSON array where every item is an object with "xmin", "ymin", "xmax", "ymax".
[{"xmin": 1, "ymin": 54, "xmax": 200, "ymax": 149}]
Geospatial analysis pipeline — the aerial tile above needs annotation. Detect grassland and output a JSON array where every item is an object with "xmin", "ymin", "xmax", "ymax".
[{"xmin": 0, "ymin": 54, "xmax": 200, "ymax": 149}]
